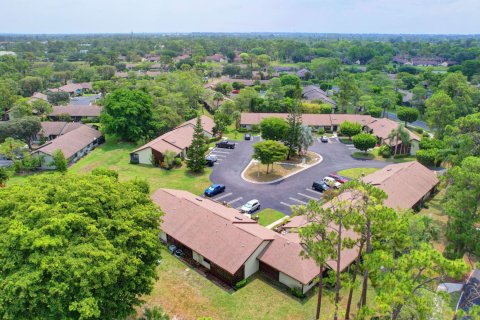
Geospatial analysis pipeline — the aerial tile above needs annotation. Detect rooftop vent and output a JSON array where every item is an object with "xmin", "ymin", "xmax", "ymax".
[{"xmin": 195, "ymin": 198, "xmax": 203, "ymax": 202}]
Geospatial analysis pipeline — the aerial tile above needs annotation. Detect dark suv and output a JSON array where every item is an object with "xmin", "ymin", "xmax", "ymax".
[
  {"xmin": 216, "ymin": 140, "xmax": 236, "ymax": 149},
  {"xmin": 312, "ymin": 181, "xmax": 330, "ymax": 192}
]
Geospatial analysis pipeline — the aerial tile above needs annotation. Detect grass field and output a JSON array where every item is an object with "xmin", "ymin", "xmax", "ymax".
[
  {"xmin": 252, "ymin": 208, "xmax": 286, "ymax": 227},
  {"xmin": 338, "ymin": 167, "xmax": 380, "ymax": 179},
  {"xmin": 141, "ymin": 248, "xmax": 375, "ymax": 320},
  {"xmin": 7, "ymin": 137, "xmax": 213, "ymax": 195},
  {"xmin": 69, "ymin": 138, "xmax": 212, "ymax": 195}
]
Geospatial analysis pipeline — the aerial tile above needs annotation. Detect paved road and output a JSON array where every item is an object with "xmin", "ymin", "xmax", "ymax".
[
  {"xmin": 0, "ymin": 160, "xmax": 13, "ymax": 168},
  {"xmin": 457, "ymin": 269, "xmax": 480, "ymax": 316},
  {"xmin": 69, "ymin": 94, "xmax": 101, "ymax": 106},
  {"xmin": 385, "ymin": 111, "xmax": 430, "ymax": 131},
  {"xmin": 208, "ymin": 136, "xmax": 388, "ymax": 215}
]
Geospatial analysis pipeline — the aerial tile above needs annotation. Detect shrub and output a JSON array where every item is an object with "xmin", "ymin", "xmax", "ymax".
[
  {"xmin": 352, "ymin": 133, "xmax": 377, "ymax": 153},
  {"xmin": 317, "ymin": 127, "xmax": 325, "ymax": 135},
  {"xmin": 174, "ymin": 158, "xmax": 182, "ymax": 166},
  {"xmin": 414, "ymin": 127, "xmax": 424, "ymax": 134},
  {"xmin": 251, "ymin": 124, "xmax": 260, "ymax": 133},
  {"xmin": 419, "ymin": 137, "xmax": 446, "ymax": 150},
  {"xmin": 290, "ymin": 287, "xmax": 305, "ymax": 299},
  {"xmin": 416, "ymin": 149, "xmax": 438, "ymax": 166},
  {"xmin": 234, "ymin": 278, "xmax": 250, "ymax": 290},
  {"xmin": 379, "ymin": 145, "xmax": 391, "ymax": 158},
  {"xmin": 163, "ymin": 150, "xmax": 176, "ymax": 170}
]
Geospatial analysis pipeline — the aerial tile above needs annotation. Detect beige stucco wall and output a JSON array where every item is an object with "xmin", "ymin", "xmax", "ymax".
[
  {"xmin": 244, "ymin": 241, "xmax": 270, "ymax": 279},
  {"xmin": 192, "ymin": 250, "xmax": 211, "ymax": 270},
  {"xmin": 302, "ymin": 277, "xmax": 318, "ymax": 294},
  {"xmin": 279, "ymin": 272, "xmax": 303, "ymax": 291},
  {"xmin": 136, "ymin": 148, "xmax": 153, "ymax": 164},
  {"xmin": 410, "ymin": 140, "xmax": 420, "ymax": 155},
  {"xmin": 159, "ymin": 231, "xmax": 167, "ymax": 242}
]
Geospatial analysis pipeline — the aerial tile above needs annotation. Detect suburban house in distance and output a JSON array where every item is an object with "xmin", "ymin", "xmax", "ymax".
[
  {"xmin": 361, "ymin": 161, "xmax": 439, "ymax": 210},
  {"xmin": 34, "ymin": 121, "xmax": 85, "ymax": 143},
  {"xmin": 240, "ymin": 113, "xmax": 421, "ymax": 155},
  {"xmin": 30, "ymin": 92, "xmax": 49, "ymax": 103},
  {"xmin": 240, "ymin": 113, "xmax": 374, "ymax": 132},
  {"xmin": 49, "ymin": 82, "xmax": 93, "ymax": 96},
  {"xmin": 130, "ymin": 115, "xmax": 214, "ymax": 165},
  {"xmin": 32, "ymin": 125, "xmax": 103, "ymax": 169},
  {"xmin": 302, "ymin": 85, "xmax": 337, "ymax": 107},
  {"xmin": 151, "ymin": 188, "xmax": 359, "ymax": 293},
  {"xmin": 48, "ymin": 105, "xmax": 102, "ymax": 122},
  {"xmin": 365, "ymin": 118, "xmax": 421, "ymax": 155}
]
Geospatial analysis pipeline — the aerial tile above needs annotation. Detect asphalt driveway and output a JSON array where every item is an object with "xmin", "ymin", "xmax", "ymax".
[{"xmin": 208, "ymin": 136, "xmax": 388, "ymax": 215}]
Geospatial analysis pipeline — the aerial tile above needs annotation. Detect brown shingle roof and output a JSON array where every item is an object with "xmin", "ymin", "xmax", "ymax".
[
  {"xmin": 132, "ymin": 115, "xmax": 214, "ymax": 154},
  {"xmin": 365, "ymin": 118, "xmax": 420, "ymax": 145},
  {"xmin": 39, "ymin": 121, "xmax": 84, "ymax": 137},
  {"xmin": 31, "ymin": 92, "xmax": 48, "ymax": 102},
  {"xmin": 33, "ymin": 125, "xmax": 102, "ymax": 159},
  {"xmin": 58, "ymin": 82, "xmax": 91, "ymax": 93},
  {"xmin": 151, "ymin": 189, "xmax": 274, "ymax": 275},
  {"xmin": 361, "ymin": 161, "xmax": 439, "ymax": 209},
  {"xmin": 302, "ymin": 85, "xmax": 336, "ymax": 106},
  {"xmin": 49, "ymin": 105, "xmax": 102, "ymax": 117},
  {"xmin": 240, "ymin": 113, "xmax": 374, "ymax": 127}
]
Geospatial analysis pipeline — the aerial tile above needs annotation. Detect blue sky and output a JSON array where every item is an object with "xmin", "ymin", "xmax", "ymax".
[{"xmin": 1, "ymin": 0, "xmax": 479, "ymax": 34}]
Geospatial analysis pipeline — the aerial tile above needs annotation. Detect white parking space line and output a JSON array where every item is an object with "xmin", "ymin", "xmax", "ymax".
[
  {"xmin": 212, "ymin": 150, "xmax": 231, "ymax": 154},
  {"xmin": 228, "ymin": 197, "xmax": 243, "ymax": 205},
  {"xmin": 298, "ymin": 192, "xmax": 319, "ymax": 201},
  {"xmin": 280, "ymin": 202, "xmax": 293, "ymax": 208},
  {"xmin": 289, "ymin": 197, "xmax": 307, "ymax": 205},
  {"xmin": 209, "ymin": 153, "xmax": 227, "ymax": 158},
  {"xmin": 305, "ymin": 188, "xmax": 323, "ymax": 195},
  {"xmin": 214, "ymin": 192, "xmax": 232, "ymax": 200},
  {"xmin": 235, "ymin": 206, "xmax": 243, "ymax": 210}
]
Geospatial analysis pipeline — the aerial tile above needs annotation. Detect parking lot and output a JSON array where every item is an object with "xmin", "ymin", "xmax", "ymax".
[{"xmin": 208, "ymin": 135, "xmax": 389, "ymax": 215}]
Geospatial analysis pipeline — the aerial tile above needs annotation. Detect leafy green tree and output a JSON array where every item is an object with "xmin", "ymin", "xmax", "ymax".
[
  {"xmin": 51, "ymin": 150, "xmax": 68, "ymax": 173},
  {"xmin": 443, "ymin": 112, "xmax": 480, "ymax": 165},
  {"xmin": 367, "ymin": 244, "xmax": 467, "ymax": 319},
  {"xmin": 213, "ymin": 110, "xmax": 232, "ymax": 137},
  {"xmin": 0, "ymin": 116, "xmax": 41, "ymax": 149},
  {"xmin": 444, "ymin": 156, "xmax": 480, "ymax": 259},
  {"xmin": 8, "ymin": 98, "xmax": 33, "ymax": 118},
  {"xmin": 92, "ymin": 80, "xmax": 114, "ymax": 97},
  {"xmin": 19, "ymin": 76, "xmax": 43, "ymax": 97},
  {"xmin": 101, "ymin": 89, "xmax": 159, "ymax": 142},
  {"xmin": 252, "ymin": 140, "xmax": 288, "ymax": 174},
  {"xmin": 186, "ymin": 116, "xmax": 207, "ymax": 173},
  {"xmin": 396, "ymin": 107, "xmax": 419, "ymax": 127},
  {"xmin": 234, "ymin": 87, "xmax": 260, "ymax": 111},
  {"xmin": 0, "ymin": 79, "xmax": 18, "ymax": 120},
  {"xmin": 96, "ymin": 65, "xmax": 116, "ymax": 80},
  {"xmin": 91, "ymin": 168, "xmax": 119, "ymax": 180},
  {"xmin": 0, "ymin": 173, "xmax": 162, "ymax": 319},
  {"xmin": 47, "ymin": 91, "xmax": 70, "ymax": 105},
  {"xmin": 31, "ymin": 99, "xmax": 52, "ymax": 117},
  {"xmin": 214, "ymin": 82, "xmax": 233, "ymax": 95},
  {"xmin": 260, "ymin": 117, "xmax": 288, "ymax": 141},
  {"xmin": 310, "ymin": 58, "xmax": 341, "ymax": 80},
  {"xmin": 415, "ymin": 149, "xmax": 439, "ymax": 167},
  {"xmin": 353, "ymin": 133, "xmax": 377, "ymax": 154},
  {"xmin": 425, "ymin": 91, "xmax": 457, "ymax": 138},
  {"xmin": 339, "ymin": 121, "xmax": 362, "ymax": 140},
  {"xmin": 140, "ymin": 306, "xmax": 170, "ymax": 320}
]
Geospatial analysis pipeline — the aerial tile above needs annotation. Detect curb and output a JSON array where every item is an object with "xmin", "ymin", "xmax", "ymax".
[{"xmin": 240, "ymin": 152, "xmax": 324, "ymax": 185}]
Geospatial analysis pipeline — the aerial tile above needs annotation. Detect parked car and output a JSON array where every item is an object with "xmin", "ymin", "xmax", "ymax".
[
  {"xmin": 244, "ymin": 133, "xmax": 251, "ymax": 140},
  {"xmin": 312, "ymin": 181, "xmax": 330, "ymax": 192},
  {"xmin": 216, "ymin": 140, "xmax": 236, "ymax": 149},
  {"xmin": 205, "ymin": 155, "xmax": 217, "ymax": 167},
  {"xmin": 240, "ymin": 199, "xmax": 260, "ymax": 214},
  {"xmin": 321, "ymin": 136, "xmax": 329, "ymax": 143},
  {"xmin": 204, "ymin": 184, "xmax": 226, "ymax": 197},
  {"xmin": 323, "ymin": 176, "xmax": 342, "ymax": 188},
  {"xmin": 329, "ymin": 173, "xmax": 349, "ymax": 184}
]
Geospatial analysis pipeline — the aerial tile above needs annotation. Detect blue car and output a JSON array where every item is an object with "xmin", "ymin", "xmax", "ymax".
[{"xmin": 204, "ymin": 184, "xmax": 226, "ymax": 197}]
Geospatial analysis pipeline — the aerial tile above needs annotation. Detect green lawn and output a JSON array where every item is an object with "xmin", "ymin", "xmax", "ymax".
[
  {"xmin": 7, "ymin": 138, "xmax": 213, "ymax": 195},
  {"xmin": 252, "ymin": 208, "xmax": 286, "ymax": 227},
  {"xmin": 351, "ymin": 152, "xmax": 375, "ymax": 160},
  {"xmin": 69, "ymin": 138, "xmax": 212, "ymax": 195},
  {"xmin": 141, "ymin": 248, "xmax": 374, "ymax": 320},
  {"xmin": 338, "ymin": 167, "xmax": 380, "ymax": 179}
]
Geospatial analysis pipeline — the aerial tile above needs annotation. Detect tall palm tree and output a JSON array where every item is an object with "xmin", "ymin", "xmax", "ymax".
[{"xmin": 388, "ymin": 124, "xmax": 410, "ymax": 156}]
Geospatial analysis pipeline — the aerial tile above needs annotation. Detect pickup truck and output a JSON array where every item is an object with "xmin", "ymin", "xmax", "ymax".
[{"xmin": 215, "ymin": 140, "xmax": 236, "ymax": 149}]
